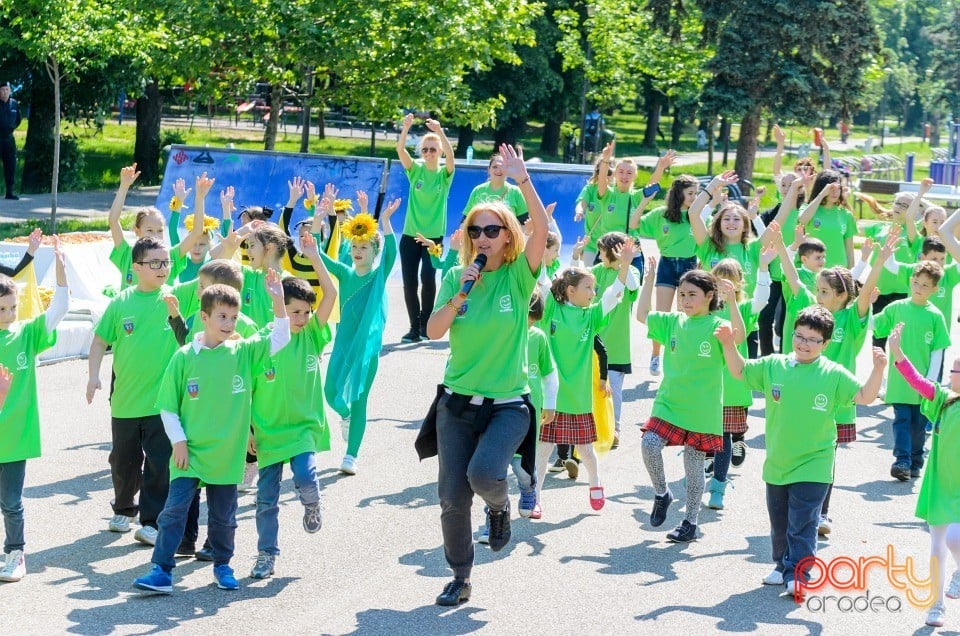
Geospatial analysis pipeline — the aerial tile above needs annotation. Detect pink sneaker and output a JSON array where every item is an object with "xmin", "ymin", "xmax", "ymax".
[
  {"xmin": 530, "ymin": 503, "xmax": 542, "ymax": 520},
  {"xmin": 589, "ymin": 486, "xmax": 605, "ymax": 511}
]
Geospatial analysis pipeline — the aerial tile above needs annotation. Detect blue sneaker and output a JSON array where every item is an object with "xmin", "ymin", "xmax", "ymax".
[
  {"xmin": 213, "ymin": 564, "xmax": 239, "ymax": 590},
  {"xmin": 133, "ymin": 564, "xmax": 173, "ymax": 594},
  {"xmin": 518, "ymin": 490, "xmax": 537, "ymax": 518}
]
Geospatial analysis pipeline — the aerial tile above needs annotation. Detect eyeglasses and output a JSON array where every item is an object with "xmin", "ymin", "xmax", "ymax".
[
  {"xmin": 951, "ymin": 369, "xmax": 960, "ymax": 374},
  {"xmin": 793, "ymin": 333, "xmax": 824, "ymax": 346},
  {"xmin": 466, "ymin": 225, "xmax": 507, "ymax": 239},
  {"xmin": 137, "ymin": 260, "xmax": 172, "ymax": 270},
  {"xmin": 420, "ymin": 147, "xmax": 439, "ymax": 154}
]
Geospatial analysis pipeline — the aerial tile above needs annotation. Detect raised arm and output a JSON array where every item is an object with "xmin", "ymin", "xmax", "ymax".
[
  {"xmin": 717, "ymin": 278, "xmax": 746, "ymax": 344},
  {"xmin": 905, "ymin": 179, "xmax": 932, "ymax": 246},
  {"xmin": 938, "ymin": 209, "xmax": 960, "ymax": 262},
  {"xmin": 714, "ymin": 323, "xmax": 745, "ymax": 379},
  {"xmin": 501, "ymin": 144, "xmax": 547, "ymax": 273},
  {"xmin": 110, "ymin": 164, "xmax": 140, "ymax": 248},
  {"xmin": 797, "ymin": 182, "xmax": 834, "ymax": 226},
  {"xmin": 690, "ymin": 170, "xmax": 738, "ymax": 246},
  {"xmin": 858, "ymin": 227, "xmax": 898, "ymax": 318},
  {"xmin": 300, "ymin": 233, "xmax": 337, "ymax": 326},
  {"xmin": 854, "ymin": 347, "xmax": 887, "ymax": 405},
  {"xmin": 770, "ymin": 223, "xmax": 801, "ymax": 296},
  {"xmin": 425, "ymin": 118, "xmax": 455, "ymax": 176},
  {"xmin": 820, "ymin": 137, "xmax": 831, "ymax": 171},
  {"xmin": 596, "ymin": 142, "xmax": 614, "ymax": 198},
  {"xmin": 635, "ymin": 255, "xmax": 657, "ymax": 324},
  {"xmin": 772, "ymin": 124, "xmax": 785, "ymax": 183},
  {"xmin": 760, "ymin": 175, "xmax": 805, "ymax": 246},
  {"xmin": 177, "ymin": 173, "xmax": 213, "ymax": 256},
  {"xmin": 396, "ymin": 113, "xmax": 415, "ymax": 170}
]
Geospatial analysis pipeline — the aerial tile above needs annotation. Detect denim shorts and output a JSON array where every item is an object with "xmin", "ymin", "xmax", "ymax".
[{"xmin": 655, "ymin": 255, "xmax": 698, "ymax": 288}]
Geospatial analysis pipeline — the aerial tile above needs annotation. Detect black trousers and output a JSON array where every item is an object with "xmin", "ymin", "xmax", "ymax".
[
  {"xmin": 399, "ymin": 233, "xmax": 441, "ymax": 333},
  {"xmin": 0, "ymin": 134, "xmax": 15, "ymax": 195},
  {"xmin": 872, "ymin": 292, "xmax": 907, "ymax": 348},
  {"xmin": 108, "ymin": 415, "xmax": 171, "ymax": 527},
  {"xmin": 757, "ymin": 280, "xmax": 785, "ymax": 356}
]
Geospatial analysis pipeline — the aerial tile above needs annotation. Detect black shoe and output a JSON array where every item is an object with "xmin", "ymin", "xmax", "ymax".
[
  {"xmin": 548, "ymin": 457, "xmax": 565, "ymax": 473},
  {"xmin": 420, "ymin": 328, "xmax": 430, "ymax": 341},
  {"xmin": 649, "ymin": 489, "xmax": 673, "ymax": 527},
  {"xmin": 175, "ymin": 540, "xmax": 196, "ymax": 557},
  {"xmin": 731, "ymin": 439, "xmax": 747, "ymax": 467},
  {"xmin": 436, "ymin": 578, "xmax": 472, "ymax": 606},
  {"xmin": 911, "ymin": 467, "xmax": 921, "ymax": 479},
  {"xmin": 195, "ymin": 545, "xmax": 214, "ymax": 561},
  {"xmin": 666, "ymin": 520, "xmax": 698, "ymax": 542},
  {"xmin": 4, "ymin": 194, "xmax": 18, "ymax": 200},
  {"xmin": 704, "ymin": 459, "xmax": 714, "ymax": 475},
  {"xmin": 401, "ymin": 331, "xmax": 421, "ymax": 344},
  {"xmin": 891, "ymin": 462, "xmax": 910, "ymax": 482},
  {"xmin": 486, "ymin": 502, "xmax": 511, "ymax": 552}
]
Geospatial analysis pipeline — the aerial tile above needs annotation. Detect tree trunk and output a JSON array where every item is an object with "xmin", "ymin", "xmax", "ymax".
[
  {"xmin": 721, "ymin": 117, "xmax": 730, "ymax": 167},
  {"xmin": 734, "ymin": 107, "xmax": 762, "ymax": 183},
  {"xmin": 299, "ymin": 66, "xmax": 314, "ymax": 154},
  {"xmin": 48, "ymin": 57, "xmax": 60, "ymax": 232},
  {"xmin": 707, "ymin": 116, "xmax": 715, "ymax": 176},
  {"xmin": 642, "ymin": 84, "xmax": 662, "ymax": 147},
  {"xmin": 670, "ymin": 105, "xmax": 683, "ymax": 146},
  {"xmin": 493, "ymin": 126, "xmax": 517, "ymax": 149},
  {"xmin": 540, "ymin": 117, "xmax": 562, "ymax": 157},
  {"xmin": 263, "ymin": 83, "xmax": 281, "ymax": 150},
  {"xmin": 133, "ymin": 80, "xmax": 162, "ymax": 184},
  {"xmin": 457, "ymin": 126, "xmax": 475, "ymax": 158},
  {"xmin": 369, "ymin": 125, "xmax": 376, "ymax": 157},
  {"xmin": 21, "ymin": 67, "xmax": 55, "ymax": 194},
  {"xmin": 317, "ymin": 101, "xmax": 325, "ymax": 140}
]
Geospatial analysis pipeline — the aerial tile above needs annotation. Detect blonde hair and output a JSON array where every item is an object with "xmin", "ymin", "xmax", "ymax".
[
  {"xmin": 416, "ymin": 133, "xmax": 442, "ymax": 156},
  {"xmin": 460, "ymin": 201, "xmax": 525, "ymax": 266},
  {"xmin": 710, "ymin": 258, "xmax": 744, "ymax": 303},
  {"xmin": 134, "ymin": 207, "xmax": 164, "ymax": 230}
]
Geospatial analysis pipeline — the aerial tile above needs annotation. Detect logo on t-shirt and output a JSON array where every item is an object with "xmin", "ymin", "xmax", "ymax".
[
  {"xmin": 607, "ymin": 204, "xmax": 615, "ymax": 212},
  {"xmin": 16, "ymin": 352, "xmax": 27, "ymax": 370},
  {"xmin": 306, "ymin": 355, "xmax": 318, "ymax": 372},
  {"xmin": 925, "ymin": 331, "xmax": 934, "ymax": 344},
  {"xmin": 244, "ymin": 290, "xmax": 252, "ymax": 305},
  {"xmin": 698, "ymin": 341, "xmax": 712, "ymax": 357},
  {"xmin": 938, "ymin": 287, "xmax": 946, "ymax": 298},
  {"xmin": 415, "ymin": 181, "xmax": 423, "ymax": 190},
  {"xmin": 125, "ymin": 271, "xmax": 133, "ymax": 285},
  {"xmin": 187, "ymin": 377, "xmax": 200, "ymax": 400},
  {"xmin": 588, "ymin": 203, "xmax": 595, "ymax": 211},
  {"xmin": 499, "ymin": 295, "xmax": 513, "ymax": 313},
  {"xmin": 264, "ymin": 367, "xmax": 276, "ymax": 382},
  {"xmin": 710, "ymin": 258, "xmax": 719, "ymax": 268},
  {"xmin": 839, "ymin": 223, "xmax": 847, "ymax": 234},
  {"xmin": 813, "ymin": 393, "xmax": 829, "ymax": 412},
  {"xmin": 457, "ymin": 301, "xmax": 468, "ymax": 317},
  {"xmin": 529, "ymin": 363, "xmax": 540, "ymax": 379},
  {"xmin": 813, "ymin": 219, "xmax": 822, "ymax": 228},
  {"xmin": 580, "ymin": 329, "xmax": 589, "ymax": 342},
  {"xmin": 122, "ymin": 317, "xmax": 135, "ymax": 335},
  {"xmin": 832, "ymin": 328, "xmax": 845, "ymax": 343},
  {"xmin": 232, "ymin": 374, "xmax": 245, "ymax": 394},
  {"xmin": 669, "ymin": 336, "xmax": 677, "ymax": 352},
  {"xmin": 661, "ymin": 225, "xmax": 670, "ymax": 235},
  {"xmin": 550, "ymin": 320, "xmax": 557, "ymax": 335},
  {"xmin": 772, "ymin": 384, "xmax": 782, "ymax": 402}
]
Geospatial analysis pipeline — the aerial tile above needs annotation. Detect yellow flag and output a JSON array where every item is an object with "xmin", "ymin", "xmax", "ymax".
[{"xmin": 14, "ymin": 261, "xmax": 43, "ymax": 320}]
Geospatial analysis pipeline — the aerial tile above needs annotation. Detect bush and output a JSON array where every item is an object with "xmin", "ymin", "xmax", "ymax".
[
  {"xmin": 21, "ymin": 133, "xmax": 86, "ymax": 193},
  {"xmin": 160, "ymin": 129, "xmax": 186, "ymax": 148}
]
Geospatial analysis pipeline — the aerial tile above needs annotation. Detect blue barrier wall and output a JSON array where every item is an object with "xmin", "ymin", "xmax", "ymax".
[{"xmin": 159, "ymin": 146, "xmax": 596, "ymax": 244}]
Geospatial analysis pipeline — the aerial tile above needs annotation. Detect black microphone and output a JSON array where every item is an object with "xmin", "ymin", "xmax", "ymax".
[{"xmin": 459, "ymin": 253, "xmax": 487, "ymax": 296}]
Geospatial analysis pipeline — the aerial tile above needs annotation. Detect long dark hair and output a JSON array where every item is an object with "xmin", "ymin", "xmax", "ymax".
[
  {"xmin": 665, "ymin": 175, "xmax": 699, "ymax": 223},
  {"xmin": 678, "ymin": 269, "xmax": 721, "ymax": 312}
]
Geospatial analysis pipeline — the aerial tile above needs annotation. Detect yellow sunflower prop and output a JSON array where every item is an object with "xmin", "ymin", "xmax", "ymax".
[
  {"xmin": 333, "ymin": 199, "xmax": 354, "ymax": 215},
  {"xmin": 183, "ymin": 214, "xmax": 220, "ymax": 233},
  {"xmin": 343, "ymin": 213, "xmax": 378, "ymax": 243}
]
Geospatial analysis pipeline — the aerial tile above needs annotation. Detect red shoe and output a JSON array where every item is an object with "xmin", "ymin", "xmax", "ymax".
[
  {"xmin": 589, "ymin": 486, "xmax": 605, "ymax": 510},
  {"xmin": 530, "ymin": 503, "xmax": 542, "ymax": 520}
]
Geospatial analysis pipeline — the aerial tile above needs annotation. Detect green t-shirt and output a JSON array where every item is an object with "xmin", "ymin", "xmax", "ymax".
[
  {"xmin": 94, "ymin": 286, "xmax": 180, "ymax": 418},
  {"xmin": 170, "ymin": 279, "xmax": 200, "ymax": 324},
  {"xmin": 430, "ymin": 249, "xmax": 460, "ymax": 281},
  {"xmin": 592, "ymin": 263, "xmax": 638, "ymax": 367},
  {"xmin": 874, "ymin": 299, "xmax": 951, "ymax": 405},
  {"xmin": 527, "ymin": 325, "xmax": 555, "ymax": 418},
  {"xmin": 801, "ymin": 204, "xmax": 855, "ymax": 268},
  {"xmin": 742, "ymin": 354, "xmax": 861, "ymax": 485},
  {"xmin": 578, "ymin": 184, "xmax": 603, "ymax": 244},
  {"xmin": 862, "ymin": 222, "xmax": 913, "ymax": 295},
  {"xmin": 696, "ymin": 239, "xmax": 761, "ymax": 296},
  {"xmin": 823, "ymin": 304, "xmax": 870, "ymax": 424},
  {"xmin": 402, "ymin": 162, "xmax": 454, "ymax": 238},
  {"xmin": 543, "ymin": 296, "xmax": 609, "ymax": 414},
  {"xmin": 0, "ymin": 315, "xmax": 56, "ymax": 462},
  {"xmin": 715, "ymin": 300, "xmax": 757, "ymax": 407},
  {"xmin": 186, "ymin": 310, "xmax": 260, "ymax": 342},
  {"xmin": 646, "ymin": 311, "xmax": 726, "ymax": 434},
  {"xmin": 109, "ymin": 240, "xmax": 185, "ymax": 290},
  {"xmin": 635, "ymin": 206, "xmax": 697, "ymax": 258},
  {"xmin": 780, "ymin": 286, "xmax": 816, "ymax": 355},
  {"xmin": 241, "ymin": 266, "xmax": 290, "ymax": 328},
  {"xmin": 596, "ymin": 188, "xmax": 643, "ymax": 239},
  {"xmin": 251, "ymin": 318, "xmax": 333, "ymax": 467},
  {"xmin": 436, "ymin": 256, "xmax": 539, "ymax": 398},
  {"xmin": 156, "ymin": 334, "xmax": 273, "ymax": 484},
  {"xmin": 917, "ymin": 386, "xmax": 960, "ymax": 525},
  {"xmin": 896, "ymin": 262, "xmax": 960, "ymax": 325},
  {"xmin": 463, "ymin": 182, "xmax": 527, "ymax": 219},
  {"xmin": 767, "ymin": 207, "xmax": 799, "ymax": 282}
]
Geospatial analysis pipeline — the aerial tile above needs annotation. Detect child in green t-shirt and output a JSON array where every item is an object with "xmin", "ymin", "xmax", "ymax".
[
  {"xmin": 0, "ymin": 237, "xmax": 69, "ymax": 583},
  {"xmin": 889, "ymin": 322, "xmax": 960, "ymax": 628},
  {"xmin": 415, "ymin": 228, "xmax": 461, "ymax": 281},
  {"xmin": 249, "ymin": 233, "xmax": 337, "ymax": 579},
  {"xmin": 636, "ymin": 261, "xmax": 743, "ymax": 543},
  {"xmin": 873, "ymin": 260, "xmax": 951, "ymax": 482},
  {"xmin": 797, "ymin": 170, "xmax": 856, "ymax": 270},
  {"xmin": 533, "ymin": 240, "xmax": 635, "ymax": 516},
  {"xmin": 717, "ymin": 307, "xmax": 885, "ymax": 597},
  {"xmin": 133, "ymin": 273, "xmax": 291, "ymax": 594},
  {"xmin": 88, "ymin": 236, "xmax": 183, "ymax": 546}
]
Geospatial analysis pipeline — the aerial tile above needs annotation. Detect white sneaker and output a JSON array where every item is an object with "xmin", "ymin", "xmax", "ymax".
[
  {"xmin": 946, "ymin": 569, "xmax": 960, "ymax": 599},
  {"xmin": 340, "ymin": 417, "xmax": 351, "ymax": 443},
  {"xmin": 0, "ymin": 550, "xmax": 25, "ymax": 582},
  {"xmin": 762, "ymin": 569, "xmax": 784, "ymax": 586},
  {"xmin": 238, "ymin": 462, "xmax": 259, "ymax": 493},
  {"xmin": 926, "ymin": 601, "xmax": 946, "ymax": 627},
  {"xmin": 339, "ymin": 455, "xmax": 357, "ymax": 475},
  {"xmin": 649, "ymin": 355, "xmax": 661, "ymax": 377},
  {"xmin": 784, "ymin": 579, "xmax": 797, "ymax": 596},
  {"xmin": 108, "ymin": 514, "xmax": 133, "ymax": 533},
  {"xmin": 817, "ymin": 515, "xmax": 832, "ymax": 536},
  {"xmin": 134, "ymin": 526, "xmax": 158, "ymax": 546}
]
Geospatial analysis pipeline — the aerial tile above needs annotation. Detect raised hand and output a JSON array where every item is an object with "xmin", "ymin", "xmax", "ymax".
[
  {"xmin": 401, "ymin": 113, "xmax": 414, "ymax": 131},
  {"xmin": 717, "ymin": 277, "xmax": 737, "ymax": 303},
  {"xmin": 499, "ymin": 143, "xmax": 529, "ymax": 183},
  {"xmin": 265, "ymin": 268, "xmax": 284, "ymax": 303},
  {"xmin": 425, "ymin": 118, "xmax": 442, "ymax": 134},
  {"xmin": 288, "ymin": 176, "xmax": 306, "ymax": 203},
  {"xmin": 545, "ymin": 202, "xmax": 557, "ymax": 220},
  {"xmin": 305, "ymin": 181, "xmax": 317, "ymax": 204},
  {"xmin": 173, "ymin": 178, "xmax": 191, "ymax": 205},
  {"xmin": 714, "ymin": 323, "xmax": 736, "ymax": 345},
  {"xmin": 450, "ymin": 228, "xmax": 463, "ymax": 251},
  {"xmin": 301, "ymin": 232, "xmax": 320, "ymax": 260},
  {"xmin": 26, "ymin": 227, "xmax": 42, "ymax": 255},
  {"xmin": 414, "ymin": 233, "xmax": 437, "ymax": 250},
  {"xmin": 120, "ymin": 163, "xmax": 141, "ymax": 188},
  {"xmin": 709, "ymin": 169, "xmax": 738, "ymax": 194},
  {"xmin": 878, "ymin": 225, "xmax": 901, "ymax": 261},
  {"xmin": 759, "ymin": 244, "xmax": 778, "ymax": 268},
  {"xmin": 619, "ymin": 237, "xmax": 637, "ymax": 265},
  {"xmin": 322, "ymin": 183, "xmax": 338, "ymax": 204},
  {"xmin": 872, "ymin": 346, "xmax": 888, "ymax": 370},
  {"xmin": 919, "ymin": 177, "xmax": 933, "ymax": 196},
  {"xmin": 356, "ymin": 190, "xmax": 369, "ymax": 214},
  {"xmin": 657, "ymin": 149, "xmax": 678, "ymax": 171},
  {"xmin": 773, "ymin": 124, "xmax": 785, "ymax": 146},
  {"xmin": 645, "ymin": 255, "xmax": 657, "ymax": 278},
  {"xmin": 572, "ymin": 235, "xmax": 589, "ymax": 259},
  {"xmin": 220, "ymin": 186, "xmax": 235, "ymax": 217},
  {"xmin": 600, "ymin": 141, "xmax": 614, "ymax": 162},
  {"xmin": 162, "ymin": 294, "xmax": 180, "ymax": 319},
  {"xmin": 381, "ymin": 198, "xmax": 401, "ymax": 221},
  {"xmin": 195, "ymin": 172, "xmax": 215, "ymax": 199},
  {"xmin": 859, "ymin": 237, "xmax": 875, "ymax": 262},
  {"xmin": 887, "ymin": 322, "xmax": 904, "ymax": 358}
]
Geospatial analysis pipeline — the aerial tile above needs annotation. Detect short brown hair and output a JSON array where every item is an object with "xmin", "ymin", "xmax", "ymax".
[
  {"xmin": 198, "ymin": 259, "xmax": 243, "ymax": 291},
  {"xmin": 0, "ymin": 274, "xmax": 16, "ymax": 298},
  {"xmin": 794, "ymin": 305, "xmax": 835, "ymax": 341},
  {"xmin": 913, "ymin": 261, "xmax": 944, "ymax": 286},
  {"xmin": 798, "ymin": 238, "xmax": 826, "ymax": 259},
  {"xmin": 200, "ymin": 284, "xmax": 240, "ymax": 315}
]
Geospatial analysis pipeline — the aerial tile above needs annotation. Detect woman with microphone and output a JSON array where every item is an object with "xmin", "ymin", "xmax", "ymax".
[{"xmin": 417, "ymin": 144, "xmax": 548, "ymax": 606}]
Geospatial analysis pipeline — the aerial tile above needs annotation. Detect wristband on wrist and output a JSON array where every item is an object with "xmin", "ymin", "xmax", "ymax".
[
  {"xmin": 304, "ymin": 198, "xmax": 317, "ymax": 211},
  {"xmin": 518, "ymin": 176, "xmax": 530, "ymax": 186},
  {"xmin": 169, "ymin": 196, "xmax": 183, "ymax": 212}
]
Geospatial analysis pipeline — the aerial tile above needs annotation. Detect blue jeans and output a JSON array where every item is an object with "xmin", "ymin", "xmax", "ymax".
[
  {"xmin": 510, "ymin": 456, "xmax": 534, "ymax": 495},
  {"xmin": 256, "ymin": 452, "xmax": 321, "ymax": 555},
  {"xmin": 436, "ymin": 395, "xmax": 529, "ymax": 579},
  {"xmin": 152, "ymin": 477, "xmax": 238, "ymax": 571},
  {"xmin": 0, "ymin": 461, "xmax": 26, "ymax": 553},
  {"xmin": 655, "ymin": 255, "xmax": 698, "ymax": 289},
  {"xmin": 766, "ymin": 481, "xmax": 830, "ymax": 584},
  {"xmin": 892, "ymin": 403, "xmax": 926, "ymax": 469}
]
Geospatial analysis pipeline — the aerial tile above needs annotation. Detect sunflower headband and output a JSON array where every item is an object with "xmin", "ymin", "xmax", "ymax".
[
  {"xmin": 343, "ymin": 213, "xmax": 379, "ymax": 243},
  {"xmin": 333, "ymin": 199, "xmax": 354, "ymax": 214},
  {"xmin": 182, "ymin": 214, "xmax": 220, "ymax": 233}
]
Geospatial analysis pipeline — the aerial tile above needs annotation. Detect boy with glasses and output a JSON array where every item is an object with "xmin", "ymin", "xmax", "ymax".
[{"xmin": 87, "ymin": 236, "xmax": 181, "ymax": 545}]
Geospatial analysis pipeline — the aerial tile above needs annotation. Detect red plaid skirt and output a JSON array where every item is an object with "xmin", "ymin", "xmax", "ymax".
[
  {"xmin": 642, "ymin": 417, "xmax": 724, "ymax": 453},
  {"xmin": 836, "ymin": 422, "xmax": 856, "ymax": 444},
  {"xmin": 723, "ymin": 406, "xmax": 749, "ymax": 434},
  {"xmin": 540, "ymin": 412, "xmax": 597, "ymax": 445}
]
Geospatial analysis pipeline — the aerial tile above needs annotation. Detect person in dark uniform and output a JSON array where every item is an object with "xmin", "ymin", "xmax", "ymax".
[{"xmin": 0, "ymin": 81, "xmax": 22, "ymax": 200}]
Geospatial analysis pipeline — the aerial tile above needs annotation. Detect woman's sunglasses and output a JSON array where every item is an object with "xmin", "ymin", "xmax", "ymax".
[
  {"xmin": 466, "ymin": 224, "xmax": 507, "ymax": 239},
  {"xmin": 420, "ymin": 147, "xmax": 439, "ymax": 155}
]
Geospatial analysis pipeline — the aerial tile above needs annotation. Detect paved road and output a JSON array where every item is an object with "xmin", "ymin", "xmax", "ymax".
[
  {"xmin": 0, "ymin": 187, "xmax": 160, "ymax": 224},
  {"xmin": 0, "ymin": 280, "xmax": 952, "ymax": 635}
]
